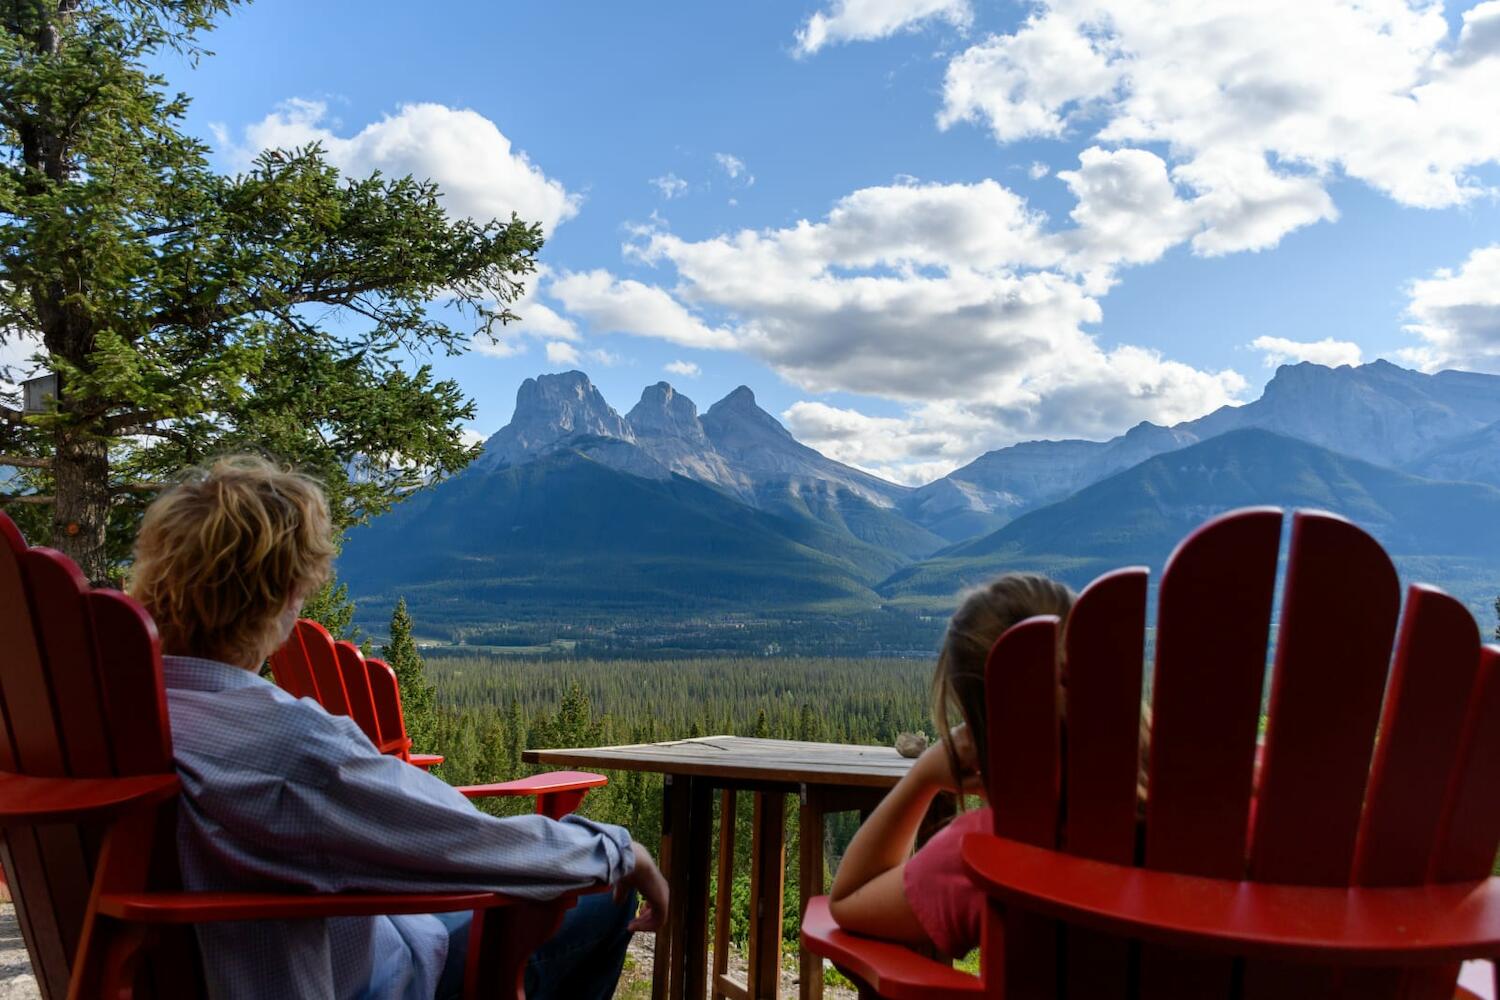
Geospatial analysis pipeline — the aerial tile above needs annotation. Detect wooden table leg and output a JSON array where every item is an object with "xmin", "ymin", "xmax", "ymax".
[
  {"xmin": 798, "ymin": 786, "xmax": 826, "ymax": 1000},
  {"xmin": 712, "ymin": 789, "xmax": 739, "ymax": 1000},
  {"xmin": 669, "ymin": 776, "xmax": 714, "ymax": 1000},
  {"xmin": 654, "ymin": 774, "xmax": 686, "ymax": 1000},
  {"xmin": 746, "ymin": 791, "xmax": 787, "ymax": 1000}
]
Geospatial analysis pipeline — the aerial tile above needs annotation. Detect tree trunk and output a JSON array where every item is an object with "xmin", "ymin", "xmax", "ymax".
[{"xmin": 51, "ymin": 426, "xmax": 111, "ymax": 584}]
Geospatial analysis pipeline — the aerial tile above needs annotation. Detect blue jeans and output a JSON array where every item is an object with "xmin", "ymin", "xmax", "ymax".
[{"xmin": 434, "ymin": 889, "xmax": 636, "ymax": 1000}]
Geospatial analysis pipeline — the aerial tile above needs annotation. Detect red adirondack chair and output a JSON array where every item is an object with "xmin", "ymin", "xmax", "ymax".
[
  {"xmin": 0, "ymin": 511, "xmax": 591, "ymax": 999},
  {"xmin": 270, "ymin": 617, "xmax": 607, "ymax": 817},
  {"xmin": 803, "ymin": 508, "xmax": 1500, "ymax": 999}
]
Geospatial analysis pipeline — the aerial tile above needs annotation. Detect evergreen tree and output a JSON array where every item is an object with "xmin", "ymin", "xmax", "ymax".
[
  {"xmin": 382, "ymin": 598, "xmax": 435, "ymax": 750},
  {"xmin": 299, "ymin": 578, "xmax": 359, "ymax": 642},
  {"xmin": 504, "ymin": 697, "xmax": 526, "ymax": 775},
  {"xmin": 1494, "ymin": 593, "xmax": 1499, "ymax": 641},
  {"xmin": 752, "ymin": 708, "xmax": 770, "ymax": 738},
  {"xmin": 0, "ymin": 1, "xmax": 545, "ymax": 581}
]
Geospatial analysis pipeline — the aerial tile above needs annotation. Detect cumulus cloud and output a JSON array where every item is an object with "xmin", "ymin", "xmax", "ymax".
[
  {"xmin": 1250, "ymin": 335, "xmax": 1363, "ymax": 369},
  {"xmin": 795, "ymin": 0, "xmax": 972, "ymax": 55},
  {"xmin": 224, "ymin": 99, "xmax": 579, "ymax": 233},
  {"xmin": 545, "ymin": 341, "xmax": 582, "ymax": 366},
  {"xmin": 1400, "ymin": 244, "xmax": 1500, "ymax": 373},
  {"xmin": 549, "ymin": 269, "xmax": 739, "ymax": 350},
  {"xmin": 938, "ymin": 0, "xmax": 1500, "ymax": 240},
  {"xmin": 597, "ymin": 178, "xmax": 1245, "ymax": 477},
  {"xmin": 469, "ymin": 266, "xmax": 578, "ymax": 359},
  {"xmin": 1028, "ymin": 161, "xmax": 1050, "ymax": 180},
  {"xmin": 665, "ymin": 360, "xmax": 702, "ymax": 377},
  {"xmin": 650, "ymin": 173, "xmax": 689, "ymax": 199}
]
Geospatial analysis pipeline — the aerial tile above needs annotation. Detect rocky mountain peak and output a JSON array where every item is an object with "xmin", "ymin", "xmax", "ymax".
[
  {"xmin": 627, "ymin": 382, "xmax": 707, "ymax": 443},
  {"xmin": 703, "ymin": 385, "xmax": 794, "ymax": 444},
  {"xmin": 477, "ymin": 370, "xmax": 633, "ymax": 469}
]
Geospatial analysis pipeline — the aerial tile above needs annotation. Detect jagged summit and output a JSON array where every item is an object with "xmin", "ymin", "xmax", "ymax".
[
  {"xmin": 703, "ymin": 385, "xmax": 796, "ymax": 445},
  {"xmin": 476, "ymin": 370, "xmax": 632, "ymax": 470},
  {"xmin": 627, "ymin": 382, "xmax": 708, "ymax": 444}
]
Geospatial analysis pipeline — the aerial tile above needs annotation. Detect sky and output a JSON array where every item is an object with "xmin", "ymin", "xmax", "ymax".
[{"xmin": 150, "ymin": 0, "xmax": 1500, "ymax": 484}]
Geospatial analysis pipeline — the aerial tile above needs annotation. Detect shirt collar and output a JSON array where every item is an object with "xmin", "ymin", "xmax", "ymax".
[{"xmin": 161, "ymin": 654, "xmax": 272, "ymax": 693}]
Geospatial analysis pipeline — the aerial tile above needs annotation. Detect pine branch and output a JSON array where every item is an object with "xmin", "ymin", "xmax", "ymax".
[{"xmin": 0, "ymin": 453, "xmax": 49, "ymax": 469}]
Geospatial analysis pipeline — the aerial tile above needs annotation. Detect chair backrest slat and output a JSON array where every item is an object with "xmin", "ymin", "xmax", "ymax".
[
  {"xmin": 84, "ymin": 592, "xmax": 173, "ymax": 777},
  {"xmin": 1430, "ymin": 646, "xmax": 1500, "ymax": 883},
  {"xmin": 334, "ymin": 641, "xmax": 383, "ymax": 746},
  {"xmin": 24, "ymin": 549, "xmax": 114, "ymax": 778},
  {"xmin": 268, "ymin": 628, "xmax": 313, "ymax": 700},
  {"xmin": 1060, "ymin": 568, "xmax": 1147, "ymax": 1000},
  {"xmin": 1140, "ymin": 508, "xmax": 1281, "ymax": 1000},
  {"xmin": 290, "ymin": 620, "xmax": 350, "ymax": 716},
  {"xmin": 1249, "ymin": 512, "xmax": 1401, "ymax": 886},
  {"xmin": 365, "ymin": 657, "xmax": 412, "ymax": 759},
  {"xmin": 1239, "ymin": 513, "xmax": 1403, "ymax": 1000},
  {"xmin": 1062, "ymin": 567, "xmax": 1147, "ymax": 864},
  {"xmin": 1144, "ymin": 507, "xmax": 1281, "ymax": 879},
  {"xmin": 986, "ymin": 615, "xmax": 1063, "ymax": 1000},
  {"xmin": 1354, "ymin": 586, "xmax": 1482, "ymax": 888}
]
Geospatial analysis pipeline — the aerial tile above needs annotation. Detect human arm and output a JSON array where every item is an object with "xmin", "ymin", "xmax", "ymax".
[
  {"xmin": 174, "ymin": 703, "xmax": 635, "ymax": 900},
  {"xmin": 827, "ymin": 727, "xmax": 978, "ymax": 945},
  {"xmin": 619, "ymin": 840, "xmax": 670, "ymax": 932}
]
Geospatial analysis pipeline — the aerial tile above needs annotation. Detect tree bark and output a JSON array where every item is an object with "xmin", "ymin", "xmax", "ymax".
[{"xmin": 51, "ymin": 426, "xmax": 111, "ymax": 584}]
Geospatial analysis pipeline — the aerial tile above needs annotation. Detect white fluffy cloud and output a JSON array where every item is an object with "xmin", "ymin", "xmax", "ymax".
[
  {"xmin": 665, "ymin": 360, "xmax": 702, "ymax": 377},
  {"xmin": 594, "ymin": 178, "xmax": 1245, "ymax": 474},
  {"xmin": 545, "ymin": 341, "xmax": 582, "ymax": 366},
  {"xmin": 795, "ymin": 0, "xmax": 972, "ymax": 55},
  {"xmin": 939, "ymin": 1, "xmax": 1500, "ymax": 239},
  {"xmin": 223, "ymin": 99, "xmax": 579, "ymax": 233},
  {"xmin": 550, "ymin": 269, "xmax": 739, "ymax": 350},
  {"xmin": 469, "ymin": 266, "xmax": 578, "ymax": 359},
  {"xmin": 1251, "ymin": 335, "xmax": 1363, "ymax": 369},
  {"xmin": 1401, "ymin": 244, "xmax": 1500, "ymax": 372}
]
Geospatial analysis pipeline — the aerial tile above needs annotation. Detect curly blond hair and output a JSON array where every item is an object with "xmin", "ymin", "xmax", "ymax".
[{"xmin": 130, "ymin": 455, "xmax": 335, "ymax": 666}]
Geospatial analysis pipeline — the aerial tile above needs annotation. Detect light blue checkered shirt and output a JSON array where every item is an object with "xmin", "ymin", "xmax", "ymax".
[{"xmin": 162, "ymin": 655, "xmax": 633, "ymax": 1000}]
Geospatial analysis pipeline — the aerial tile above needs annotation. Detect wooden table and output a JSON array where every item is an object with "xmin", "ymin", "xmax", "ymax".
[{"xmin": 524, "ymin": 736, "xmax": 919, "ymax": 1000}]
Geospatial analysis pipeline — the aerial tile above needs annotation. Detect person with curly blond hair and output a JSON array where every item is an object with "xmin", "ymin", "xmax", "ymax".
[{"xmin": 131, "ymin": 455, "xmax": 667, "ymax": 1000}]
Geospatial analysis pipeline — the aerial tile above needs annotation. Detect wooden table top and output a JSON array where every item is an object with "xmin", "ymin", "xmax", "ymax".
[{"xmin": 523, "ymin": 735, "xmax": 917, "ymax": 788}]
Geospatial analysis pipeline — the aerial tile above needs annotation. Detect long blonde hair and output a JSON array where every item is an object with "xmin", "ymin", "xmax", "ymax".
[
  {"xmin": 932, "ymin": 573, "xmax": 1076, "ymax": 787},
  {"xmin": 130, "ymin": 455, "xmax": 335, "ymax": 666}
]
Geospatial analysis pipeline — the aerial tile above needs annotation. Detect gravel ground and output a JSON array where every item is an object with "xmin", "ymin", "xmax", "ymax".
[{"xmin": 0, "ymin": 906, "xmax": 39, "ymax": 1000}]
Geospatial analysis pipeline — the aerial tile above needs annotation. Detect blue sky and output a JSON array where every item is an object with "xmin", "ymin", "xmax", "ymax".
[{"xmin": 163, "ymin": 0, "xmax": 1500, "ymax": 483}]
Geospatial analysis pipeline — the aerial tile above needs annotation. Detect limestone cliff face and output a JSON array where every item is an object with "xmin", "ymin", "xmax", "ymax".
[
  {"xmin": 702, "ymin": 386, "xmax": 909, "ymax": 508},
  {"xmin": 625, "ymin": 382, "xmax": 752, "ymax": 500},
  {"xmin": 476, "ymin": 371, "xmax": 634, "ymax": 470}
]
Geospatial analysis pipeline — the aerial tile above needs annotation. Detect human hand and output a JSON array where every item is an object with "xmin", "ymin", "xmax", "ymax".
[
  {"xmin": 618, "ymin": 840, "xmax": 669, "ymax": 933},
  {"xmin": 910, "ymin": 724, "xmax": 982, "ymax": 794}
]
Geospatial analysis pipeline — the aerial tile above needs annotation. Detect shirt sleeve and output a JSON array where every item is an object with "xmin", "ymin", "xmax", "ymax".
[
  {"xmin": 901, "ymin": 807, "xmax": 992, "ymax": 959},
  {"xmin": 179, "ymin": 700, "xmax": 634, "ymax": 901}
]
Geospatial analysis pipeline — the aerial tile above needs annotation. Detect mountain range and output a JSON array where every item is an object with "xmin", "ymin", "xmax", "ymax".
[{"xmin": 340, "ymin": 361, "xmax": 1500, "ymax": 647}]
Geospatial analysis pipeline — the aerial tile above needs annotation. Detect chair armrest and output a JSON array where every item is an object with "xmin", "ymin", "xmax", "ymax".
[
  {"xmin": 408, "ymin": 752, "xmax": 444, "ymax": 769},
  {"xmin": 962, "ymin": 833, "xmax": 1500, "ymax": 966},
  {"xmin": 97, "ymin": 889, "xmax": 529, "ymax": 923},
  {"xmin": 458, "ymin": 771, "xmax": 608, "ymax": 800},
  {"xmin": 0, "ymin": 772, "xmax": 179, "ymax": 826},
  {"xmin": 800, "ymin": 895, "xmax": 984, "ymax": 1000}
]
